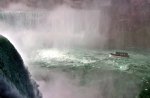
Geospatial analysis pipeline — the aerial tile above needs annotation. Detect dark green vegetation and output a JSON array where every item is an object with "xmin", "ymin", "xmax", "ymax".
[{"xmin": 0, "ymin": 35, "xmax": 42, "ymax": 98}]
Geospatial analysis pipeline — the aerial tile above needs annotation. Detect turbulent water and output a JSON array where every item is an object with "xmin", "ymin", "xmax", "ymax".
[
  {"xmin": 29, "ymin": 48, "xmax": 150, "ymax": 98},
  {"xmin": 0, "ymin": 8, "xmax": 150, "ymax": 98}
]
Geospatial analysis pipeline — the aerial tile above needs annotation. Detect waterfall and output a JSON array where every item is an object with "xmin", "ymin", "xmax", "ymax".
[
  {"xmin": 0, "ymin": 5, "xmax": 110, "ymax": 49},
  {"xmin": 0, "ymin": 11, "xmax": 48, "ymax": 29}
]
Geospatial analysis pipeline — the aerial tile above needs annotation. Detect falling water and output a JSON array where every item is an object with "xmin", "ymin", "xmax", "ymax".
[
  {"xmin": 0, "ymin": 11, "xmax": 47, "ymax": 29},
  {"xmin": 0, "ymin": 0, "xmax": 150, "ymax": 98},
  {"xmin": 0, "ymin": 4, "xmax": 110, "ymax": 49}
]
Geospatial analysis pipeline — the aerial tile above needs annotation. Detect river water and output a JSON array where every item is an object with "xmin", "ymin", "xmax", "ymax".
[
  {"xmin": 0, "ymin": 9, "xmax": 149, "ymax": 98},
  {"xmin": 28, "ymin": 48, "xmax": 150, "ymax": 98}
]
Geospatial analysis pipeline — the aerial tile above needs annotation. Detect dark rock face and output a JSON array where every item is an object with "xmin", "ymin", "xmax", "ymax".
[{"xmin": 0, "ymin": 35, "xmax": 42, "ymax": 98}]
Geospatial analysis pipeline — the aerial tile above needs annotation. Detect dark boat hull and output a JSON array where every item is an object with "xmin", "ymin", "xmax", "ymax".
[{"xmin": 109, "ymin": 53, "xmax": 129, "ymax": 58}]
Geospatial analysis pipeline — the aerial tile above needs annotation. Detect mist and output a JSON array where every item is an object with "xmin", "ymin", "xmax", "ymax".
[
  {"xmin": 29, "ymin": 65, "xmax": 140, "ymax": 98},
  {"xmin": 0, "ymin": 1, "xmax": 111, "ymax": 98},
  {"xmin": 0, "ymin": 0, "xmax": 150, "ymax": 98},
  {"xmin": 0, "ymin": 0, "xmax": 149, "ymax": 50},
  {"xmin": 0, "ymin": 1, "xmax": 111, "ymax": 54}
]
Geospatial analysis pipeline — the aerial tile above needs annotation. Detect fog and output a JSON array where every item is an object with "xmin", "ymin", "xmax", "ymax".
[
  {"xmin": 0, "ymin": 1, "xmax": 111, "ymax": 54},
  {"xmin": 0, "ymin": 0, "xmax": 149, "ymax": 98},
  {"xmin": 0, "ymin": 1, "xmax": 111, "ymax": 98},
  {"xmin": 0, "ymin": 0, "xmax": 149, "ymax": 50},
  {"xmin": 29, "ymin": 65, "xmax": 140, "ymax": 98}
]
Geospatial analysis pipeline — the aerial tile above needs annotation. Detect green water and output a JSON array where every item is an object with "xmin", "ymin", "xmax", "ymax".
[{"xmin": 29, "ymin": 48, "xmax": 150, "ymax": 98}]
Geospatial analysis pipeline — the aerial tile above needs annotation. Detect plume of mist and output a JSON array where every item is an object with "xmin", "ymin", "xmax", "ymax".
[
  {"xmin": 29, "ymin": 66, "xmax": 140, "ymax": 98},
  {"xmin": 0, "ymin": 0, "xmax": 141, "ymax": 98},
  {"xmin": 0, "ymin": 0, "xmax": 111, "ymax": 10},
  {"xmin": 0, "ymin": 1, "xmax": 111, "ymax": 54}
]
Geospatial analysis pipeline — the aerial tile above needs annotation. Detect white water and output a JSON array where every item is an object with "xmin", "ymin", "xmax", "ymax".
[
  {"xmin": 29, "ymin": 48, "xmax": 150, "ymax": 98},
  {"xmin": 0, "ymin": 5, "xmax": 110, "ymax": 50}
]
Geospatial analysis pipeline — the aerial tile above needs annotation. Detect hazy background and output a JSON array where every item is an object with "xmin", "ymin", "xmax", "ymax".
[{"xmin": 0, "ymin": 0, "xmax": 149, "ymax": 52}]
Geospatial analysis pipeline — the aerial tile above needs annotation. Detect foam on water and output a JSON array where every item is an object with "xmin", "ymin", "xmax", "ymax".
[
  {"xmin": 28, "ymin": 48, "xmax": 150, "ymax": 98},
  {"xmin": 30, "ymin": 48, "xmax": 150, "ymax": 72}
]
